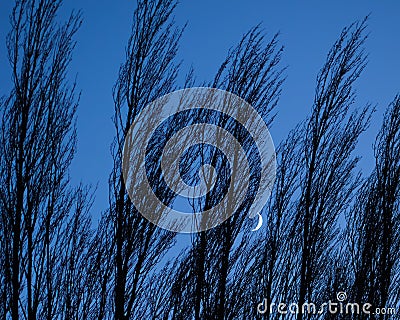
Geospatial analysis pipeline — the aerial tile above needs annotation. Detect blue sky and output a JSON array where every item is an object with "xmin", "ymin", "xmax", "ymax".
[{"xmin": 1, "ymin": 1, "xmax": 399, "ymax": 220}]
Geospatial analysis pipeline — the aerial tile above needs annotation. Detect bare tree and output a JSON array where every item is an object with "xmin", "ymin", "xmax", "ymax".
[
  {"xmin": 220, "ymin": 17, "xmax": 373, "ymax": 320},
  {"xmin": 103, "ymin": 0, "xmax": 185, "ymax": 318},
  {"xmin": 167, "ymin": 26, "xmax": 285, "ymax": 320},
  {"xmin": 0, "ymin": 0, "xmax": 94, "ymax": 319},
  {"xmin": 347, "ymin": 95, "xmax": 400, "ymax": 319},
  {"xmin": 243, "ymin": 125, "xmax": 304, "ymax": 320},
  {"xmin": 288, "ymin": 18, "xmax": 372, "ymax": 320}
]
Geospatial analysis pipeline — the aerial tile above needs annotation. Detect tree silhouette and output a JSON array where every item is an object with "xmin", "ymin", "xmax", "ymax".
[
  {"xmin": 163, "ymin": 26, "xmax": 285, "ymax": 320},
  {"xmin": 293, "ymin": 18, "xmax": 372, "ymax": 320},
  {"xmin": 346, "ymin": 95, "xmax": 400, "ymax": 319},
  {"xmin": 102, "ymin": 0, "xmax": 185, "ymax": 319},
  {"xmin": 0, "ymin": 0, "xmax": 93, "ymax": 319}
]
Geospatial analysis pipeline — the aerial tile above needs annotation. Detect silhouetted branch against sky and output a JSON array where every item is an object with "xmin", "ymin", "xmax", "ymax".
[{"xmin": 0, "ymin": 0, "xmax": 90, "ymax": 319}]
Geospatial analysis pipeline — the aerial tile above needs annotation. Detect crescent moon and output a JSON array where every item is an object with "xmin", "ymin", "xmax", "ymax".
[{"xmin": 251, "ymin": 213, "xmax": 263, "ymax": 232}]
